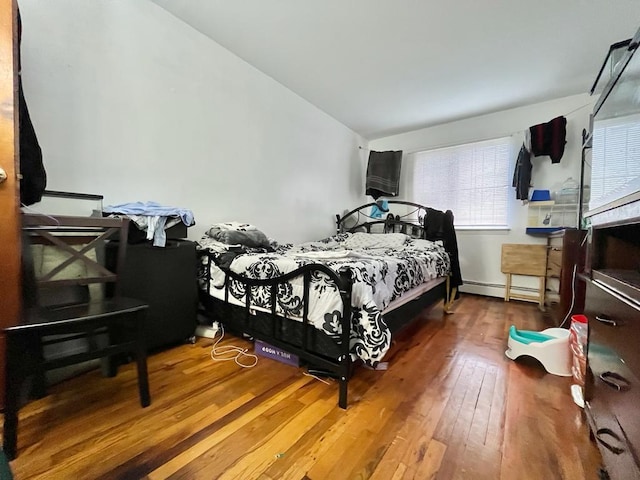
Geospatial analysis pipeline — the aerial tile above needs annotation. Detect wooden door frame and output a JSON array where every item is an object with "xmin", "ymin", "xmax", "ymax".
[{"xmin": 0, "ymin": 0, "xmax": 21, "ymax": 410}]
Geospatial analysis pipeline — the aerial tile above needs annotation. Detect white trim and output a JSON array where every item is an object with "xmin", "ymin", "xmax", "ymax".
[{"xmin": 455, "ymin": 226, "xmax": 510, "ymax": 231}]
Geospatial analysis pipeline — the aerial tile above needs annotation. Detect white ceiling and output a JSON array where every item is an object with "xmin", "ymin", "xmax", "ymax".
[{"xmin": 150, "ymin": 0, "xmax": 640, "ymax": 139}]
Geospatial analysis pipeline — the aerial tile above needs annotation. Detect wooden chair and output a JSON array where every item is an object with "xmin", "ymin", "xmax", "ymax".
[{"xmin": 2, "ymin": 214, "xmax": 151, "ymax": 460}]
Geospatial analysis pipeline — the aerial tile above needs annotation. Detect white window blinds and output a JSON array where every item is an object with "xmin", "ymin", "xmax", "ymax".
[
  {"xmin": 590, "ymin": 116, "xmax": 640, "ymax": 211},
  {"xmin": 411, "ymin": 137, "xmax": 512, "ymax": 228}
]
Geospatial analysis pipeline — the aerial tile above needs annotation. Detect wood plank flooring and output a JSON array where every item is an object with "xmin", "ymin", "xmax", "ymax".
[{"xmin": 1, "ymin": 294, "xmax": 603, "ymax": 479}]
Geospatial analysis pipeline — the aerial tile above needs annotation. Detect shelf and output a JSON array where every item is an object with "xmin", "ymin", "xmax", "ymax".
[
  {"xmin": 526, "ymin": 227, "xmax": 562, "ymax": 235},
  {"xmin": 593, "ymin": 269, "xmax": 640, "ymax": 303},
  {"xmin": 527, "ymin": 201, "xmax": 579, "ymax": 232}
]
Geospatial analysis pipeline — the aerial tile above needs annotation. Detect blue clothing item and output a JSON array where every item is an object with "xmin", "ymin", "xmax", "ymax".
[
  {"xmin": 103, "ymin": 201, "xmax": 195, "ymax": 226},
  {"xmin": 370, "ymin": 200, "xmax": 389, "ymax": 219}
]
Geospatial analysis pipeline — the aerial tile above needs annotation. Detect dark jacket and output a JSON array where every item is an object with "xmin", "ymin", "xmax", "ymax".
[
  {"xmin": 18, "ymin": 9, "xmax": 46, "ymax": 206},
  {"xmin": 423, "ymin": 208, "xmax": 462, "ymax": 295},
  {"xmin": 512, "ymin": 144, "xmax": 532, "ymax": 201}
]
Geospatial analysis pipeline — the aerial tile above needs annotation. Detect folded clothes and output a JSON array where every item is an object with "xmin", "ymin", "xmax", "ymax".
[
  {"xmin": 104, "ymin": 201, "xmax": 195, "ymax": 247},
  {"xmin": 104, "ymin": 201, "xmax": 195, "ymax": 226}
]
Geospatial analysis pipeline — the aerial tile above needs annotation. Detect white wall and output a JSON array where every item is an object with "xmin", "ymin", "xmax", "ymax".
[
  {"xmin": 370, "ymin": 94, "xmax": 594, "ymax": 297},
  {"xmin": 18, "ymin": 0, "xmax": 366, "ymax": 244},
  {"xmin": 18, "ymin": 0, "xmax": 596, "ymax": 297}
]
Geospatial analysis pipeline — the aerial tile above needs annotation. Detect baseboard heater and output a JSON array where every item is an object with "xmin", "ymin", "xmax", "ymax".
[{"xmin": 461, "ymin": 280, "xmax": 542, "ymax": 298}]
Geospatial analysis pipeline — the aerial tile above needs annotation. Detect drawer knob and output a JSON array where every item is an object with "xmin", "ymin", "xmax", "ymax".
[
  {"xmin": 599, "ymin": 371, "xmax": 630, "ymax": 391},
  {"xmin": 595, "ymin": 428, "xmax": 625, "ymax": 454},
  {"xmin": 596, "ymin": 314, "xmax": 618, "ymax": 327}
]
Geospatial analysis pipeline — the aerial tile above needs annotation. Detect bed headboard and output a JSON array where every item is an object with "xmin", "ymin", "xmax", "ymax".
[
  {"xmin": 337, "ymin": 200, "xmax": 463, "ymax": 292},
  {"xmin": 335, "ymin": 201, "xmax": 430, "ymax": 239}
]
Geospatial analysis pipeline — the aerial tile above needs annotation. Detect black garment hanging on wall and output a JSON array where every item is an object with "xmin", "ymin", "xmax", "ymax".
[
  {"xmin": 529, "ymin": 116, "xmax": 567, "ymax": 164},
  {"xmin": 18, "ymin": 9, "xmax": 46, "ymax": 206},
  {"xmin": 512, "ymin": 144, "xmax": 532, "ymax": 200},
  {"xmin": 365, "ymin": 150, "xmax": 402, "ymax": 199}
]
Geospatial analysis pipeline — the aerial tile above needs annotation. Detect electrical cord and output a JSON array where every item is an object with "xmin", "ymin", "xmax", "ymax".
[
  {"xmin": 209, "ymin": 323, "xmax": 258, "ymax": 368},
  {"xmin": 559, "ymin": 263, "xmax": 578, "ymax": 328}
]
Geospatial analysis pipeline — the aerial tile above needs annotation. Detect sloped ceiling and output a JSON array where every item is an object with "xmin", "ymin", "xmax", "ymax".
[{"xmin": 150, "ymin": 0, "xmax": 640, "ymax": 139}]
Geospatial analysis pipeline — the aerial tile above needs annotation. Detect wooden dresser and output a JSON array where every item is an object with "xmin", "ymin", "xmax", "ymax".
[
  {"xmin": 581, "ymin": 25, "xmax": 640, "ymax": 480},
  {"xmin": 544, "ymin": 229, "xmax": 587, "ymax": 326}
]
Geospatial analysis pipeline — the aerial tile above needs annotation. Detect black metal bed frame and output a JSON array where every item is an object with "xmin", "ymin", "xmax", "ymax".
[
  {"xmin": 198, "ymin": 201, "xmax": 453, "ymax": 409},
  {"xmin": 336, "ymin": 200, "xmax": 433, "ymax": 236}
]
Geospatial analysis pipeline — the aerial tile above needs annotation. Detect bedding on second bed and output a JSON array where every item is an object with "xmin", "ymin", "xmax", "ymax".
[{"xmin": 198, "ymin": 230, "xmax": 450, "ymax": 365}]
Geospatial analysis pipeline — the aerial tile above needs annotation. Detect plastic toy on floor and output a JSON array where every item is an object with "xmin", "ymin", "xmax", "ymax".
[{"xmin": 505, "ymin": 325, "xmax": 571, "ymax": 376}]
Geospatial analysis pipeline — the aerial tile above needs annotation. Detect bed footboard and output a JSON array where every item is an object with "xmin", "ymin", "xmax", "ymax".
[{"xmin": 199, "ymin": 253, "xmax": 354, "ymax": 408}]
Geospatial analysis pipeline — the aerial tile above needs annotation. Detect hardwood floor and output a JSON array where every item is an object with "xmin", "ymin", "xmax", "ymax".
[{"xmin": 1, "ymin": 294, "xmax": 603, "ymax": 479}]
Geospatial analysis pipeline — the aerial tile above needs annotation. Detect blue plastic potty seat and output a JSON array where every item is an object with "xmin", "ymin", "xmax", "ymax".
[{"xmin": 508, "ymin": 325, "xmax": 554, "ymax": 345}]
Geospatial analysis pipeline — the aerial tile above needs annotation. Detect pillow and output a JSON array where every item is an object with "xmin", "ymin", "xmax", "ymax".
[
  {"xmin": 212, "ymin": 222, "xmax": 257, "ymax": 232},
  {"xmin": 207, "ymin": 225, "xmax": 270, "ymax": 248},
  {"xmin": 342, "ymin": 232, "xmax": 409, "ymax": 249}
]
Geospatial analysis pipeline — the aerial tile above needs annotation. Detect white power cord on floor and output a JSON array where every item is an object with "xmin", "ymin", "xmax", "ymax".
[
  {"xmin": 209, "ymin": 323, "xmax": 258, "ymax": 368},
  {"xmin": 559, "ymin": 264, "xmax": 578, "ymax": 329}
]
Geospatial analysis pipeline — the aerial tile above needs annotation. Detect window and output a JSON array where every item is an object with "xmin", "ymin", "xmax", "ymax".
[
  {"xmin": 590, "ymin": 115, "xmax": 640, "ymax": 211},
  {"xmin": 411, "ymin": 137, "xmax": 513, "ymax": 228}
]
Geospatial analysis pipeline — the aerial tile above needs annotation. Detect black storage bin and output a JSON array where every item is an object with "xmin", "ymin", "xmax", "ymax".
[{"xmin": 106, "ymin": 240, "xmax": 198, "ymax": 350}]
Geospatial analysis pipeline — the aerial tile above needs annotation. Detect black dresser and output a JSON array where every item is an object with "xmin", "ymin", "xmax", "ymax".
[
  {"xmin": 583, "ymin": 226, "xmax": 640, "ymax": 480},
  {"xmin": 107, "ymin": 239, "xmax": 198, "ymax": 350},
  {"xmin": 581, "ymin": 26, "xmax": 640, "ymax": 480}
]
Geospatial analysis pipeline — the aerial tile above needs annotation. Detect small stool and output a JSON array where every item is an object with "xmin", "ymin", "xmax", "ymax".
[{"xmin": 505, "ymin": 325, "xmax": 571, "ymax": 376}]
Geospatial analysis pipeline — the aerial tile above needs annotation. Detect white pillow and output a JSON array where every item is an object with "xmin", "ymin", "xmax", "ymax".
[{"xmin": 343, "ymin": 232, "xmax": 409, "ymax": 249}]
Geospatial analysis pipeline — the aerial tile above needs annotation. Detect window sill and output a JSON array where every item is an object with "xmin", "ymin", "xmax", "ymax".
[{"xmin": 455, "ymin": 226, "xmax": 511, "ymax": 232}]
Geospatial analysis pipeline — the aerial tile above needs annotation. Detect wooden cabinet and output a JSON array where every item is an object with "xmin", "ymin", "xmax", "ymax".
[{"xmin": 544, "ymin": 229, "xmax": 587, "ymax": 326}]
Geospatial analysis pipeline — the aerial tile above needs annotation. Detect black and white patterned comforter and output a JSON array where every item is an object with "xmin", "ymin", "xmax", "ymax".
[{"xmin": 198, "ymin": 232, "xmax": 450, "ymax": 365}]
